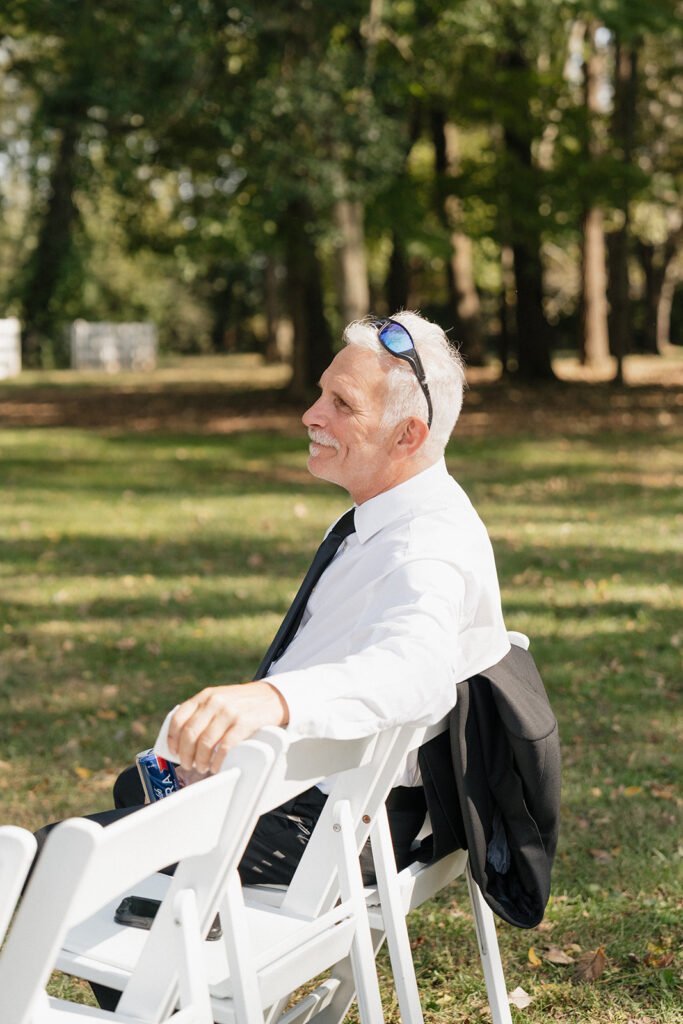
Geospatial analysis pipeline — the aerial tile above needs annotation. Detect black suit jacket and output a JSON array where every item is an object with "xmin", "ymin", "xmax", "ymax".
[{"xmin": 417, "ymin": 645, "xmax": 561, "ymax": 929}]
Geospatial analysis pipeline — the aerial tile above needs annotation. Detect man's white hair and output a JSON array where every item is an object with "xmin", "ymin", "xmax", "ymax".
[{"xmin": 343, "ymin": 310, "xmax": 467, "ymax": 460}]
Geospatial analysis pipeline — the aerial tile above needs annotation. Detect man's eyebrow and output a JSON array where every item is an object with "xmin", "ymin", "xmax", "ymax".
[{"xmin": 334, "ymin": 380, "xmax": 361, "ymax": 405}]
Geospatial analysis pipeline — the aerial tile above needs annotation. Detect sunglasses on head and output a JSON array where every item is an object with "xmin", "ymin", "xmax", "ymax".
[{"xmin": 373, "ymin": 318, "xmax": 433, "ymax": 429}]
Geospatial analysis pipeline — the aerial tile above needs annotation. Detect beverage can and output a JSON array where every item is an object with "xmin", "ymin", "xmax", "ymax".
[{"xmin": 136, "ymin": 748, "xmax": 181, "ymax": 803}]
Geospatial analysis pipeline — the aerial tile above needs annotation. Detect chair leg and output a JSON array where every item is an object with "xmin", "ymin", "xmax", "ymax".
[
  {"xmin": 311, "ymin": 928, "xmax": 386, "ymax": 1024},
  {"xmin": 465, "ymin": 863, "xmax": 512, "ymax": 1024},
  {"xmin": 173, "ymin": 889, "xmax": 214, "ymax": 1024},
  {"xmin": 370, "ymin": 809, "xmax": 424, "ymax": 1024},
  {"xmin": 333, "ymin": 800, "xmax": 385, "ymax": 1024},
  {"xmin": 217, "ymin": 873, "xmax": 267, "ymax": 1024}
]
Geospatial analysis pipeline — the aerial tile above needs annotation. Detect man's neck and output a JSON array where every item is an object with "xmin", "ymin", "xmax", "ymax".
[{"xmin": 352, "ymin": 456, "xmax": 439, "ymax": 506}]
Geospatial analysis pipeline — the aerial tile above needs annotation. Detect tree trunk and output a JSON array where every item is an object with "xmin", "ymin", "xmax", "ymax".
[
  {"xmin": 636, "ymin": 242, "xmax": 664, "ymax": 353},
  {"xmin": 510, "ymin": 231, "xmax": 555, "ymax": 380},
  {"xmin": 579, "ymin": 23, "xmax": 610, "ymax": 367},
  {"xmin": 386, "ymin": 231, "xmax": 410, "ymax": 314},
  {"xmin": 284, "ymin": 203, "xmax": 334, "ymax": 400},
  {"xmin": 264, "ymin": 257, "xmax": 281, "ymax": 363},
  {"xmin": 607, "ymin": 38, "xmax": 639, "ymax": 383},
  {"xmin": 209, "ymin": 274, "xmax": 234, "ymax": 353},
  {"xmin": 21, "ymin": 121, "xmax": 82, "ymax": 366},
  {"xmin": 657, "ymin": 255, "xmax": 681, "ymax": 352},
  {"xmin": 431, "ymin": 111, "xmax": 487, "ymax": 365},
  {"xmin": 499, "ymin": 46, "xmax": 555, "ymax": 381},
  {"xmin": 581, "ymin": 207, "xmax": 610, "ymax": 365},
  {"xmin": 636, "ymin": 224, "xmax": 683, "ymax": 352},
  {"xmin": 331, "ymin": 196, "xmax": 370, "ymax": 325},
  {"xmin": 498, "ymin": 243, "xmax": 516, "ymax": 374}
]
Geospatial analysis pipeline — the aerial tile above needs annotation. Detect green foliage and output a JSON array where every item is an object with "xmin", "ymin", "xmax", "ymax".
[{"xmin": 0, "ymin": 0, "xmax": 680, "ymax": 368}]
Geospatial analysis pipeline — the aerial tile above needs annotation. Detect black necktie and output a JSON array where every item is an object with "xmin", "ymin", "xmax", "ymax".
[{"xmin": 254, "ymin": 508, "xmax": 356, "ymax": 679}]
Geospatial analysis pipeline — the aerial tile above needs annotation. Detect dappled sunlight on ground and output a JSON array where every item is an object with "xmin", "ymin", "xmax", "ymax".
[{"xmin": 0, "ymin": 350, "xmax": 681, "ymax": 439}]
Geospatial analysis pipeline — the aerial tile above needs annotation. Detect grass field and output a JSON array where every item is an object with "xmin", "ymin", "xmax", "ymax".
[{"xmin": 1, "ymin": 353, "xmax": 681, "ymax": 1021}]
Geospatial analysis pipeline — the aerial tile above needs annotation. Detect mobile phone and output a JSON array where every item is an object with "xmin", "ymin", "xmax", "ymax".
[{"xmin": 114, "ymin": 895, "xmax": 222, "ymax": 940}]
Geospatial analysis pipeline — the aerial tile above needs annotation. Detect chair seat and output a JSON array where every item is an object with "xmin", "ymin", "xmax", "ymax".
[
  {"xmin": 244, "ymin": 847, "xmax": 469, "ymax": 918},
  {"xmin": 58, "ymin": 874, "xmax": 169, "ymax": 987},
  {"xmin": 366, "ymin": 849, "xmax": 468, "ymax": 920},
  {"xmin": 59, "ymin": 868, "xmax": 363, "ymax": 1018}
]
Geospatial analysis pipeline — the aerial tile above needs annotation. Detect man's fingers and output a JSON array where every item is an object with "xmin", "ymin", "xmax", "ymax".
[
  {"xmin": 165, "ymin": 682, "xmax": 288, "ymax": 771},
  {"xmin": 166, "ymin": 704, "xmax": 193, "ymax": 759},
  {"xmin": 189, "ymin": 705, "xmax": 238, "ymax": 773},
  {"xmin": 169, "ymin": 705, "xmax": 215, "ymax": 770},
  {"xmin": 166, "ymin": 691, "xmax": 212, "ymax": 758},
  {"xmin": 167, "ymin": 694, "xmax": 240, "ymax": 772},
  {"xmin": 210, "ymin": 720, "xmax": 253, "ymax": 772}
]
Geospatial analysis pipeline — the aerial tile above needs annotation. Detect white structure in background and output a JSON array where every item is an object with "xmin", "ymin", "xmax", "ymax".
[
  {"xmin": 0, "ymin": 317, "xmax": 21, "ymax": 379},
  {"xmin": 69, "ymin": 320, "xmax": 157, "ymax": 372}
]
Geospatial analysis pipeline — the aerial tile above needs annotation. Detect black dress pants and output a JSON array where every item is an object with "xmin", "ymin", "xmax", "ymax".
[{"xmin": 33, "ymin": 764, "xmax": 426, "ymax": 1011}]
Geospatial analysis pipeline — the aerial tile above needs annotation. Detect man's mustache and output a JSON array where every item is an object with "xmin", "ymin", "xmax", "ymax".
[{"xmin": 308, "ymin": 429, "xmax": 340, "ymax": 451}]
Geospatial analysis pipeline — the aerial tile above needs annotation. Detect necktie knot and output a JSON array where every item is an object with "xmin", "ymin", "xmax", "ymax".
[
  {"xmin": 328, "ymin": 507, "xmax": 356, "ymax": 543},
  {"xmin": 254, "ymin": 508, "xmax": 356, "ymax": 678}
]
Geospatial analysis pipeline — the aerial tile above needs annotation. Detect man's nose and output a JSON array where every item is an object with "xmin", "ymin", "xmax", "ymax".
[{"xmin": 302, "ymin": 397, "xmax": 325, "ymax": 428}]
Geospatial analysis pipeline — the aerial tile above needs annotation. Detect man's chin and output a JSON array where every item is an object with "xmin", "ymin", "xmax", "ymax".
[{"xmin": 307, "ymin": 453, "xmax": 341, "ymax": 485}]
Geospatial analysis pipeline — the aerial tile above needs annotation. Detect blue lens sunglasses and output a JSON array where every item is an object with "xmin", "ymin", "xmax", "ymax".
[{"xmin": 373, "ymin": 318, "xmax": 433, "ymax": 429}]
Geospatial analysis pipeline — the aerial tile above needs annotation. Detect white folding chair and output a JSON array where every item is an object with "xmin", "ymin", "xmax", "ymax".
[
  {"xmin": 205, "ymin": 726, "xmax": 415, "ymax": 1024},
  {"xmin": 363, "ymin": 748, "xmax": 512, "ymax": 1024},
  {"xmin": 0, "ymin": 825, "xmax": 37, "ymax": 946},
  {"xmin": 0, "ymin": 734, "xmax": 279, "ymax": 1024},
  {"xmin": 292, "ymin": 634, "xmax": 532, "ymax": 1024},
  {"xmin": 56, "ymin": 720, "xmax": 425, "ymax": 1024}
]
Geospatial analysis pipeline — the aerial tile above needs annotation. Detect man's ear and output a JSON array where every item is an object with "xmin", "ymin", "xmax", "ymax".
[{"xmin": 390, "ymin": 417, "xmax": 429, "ymax": 461}]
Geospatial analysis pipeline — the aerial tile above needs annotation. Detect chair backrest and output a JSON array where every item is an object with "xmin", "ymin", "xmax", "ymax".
[
  {"xmin": 0, "ymin": 826, "xmax": 37, "ymax": 946},
  {"xmin": 154, "ymin": 715, "xmax": 423, "ymax": 923},
  {"xmin": 274, "ymin": 723, "xmax": 429, "ymax": 921},
  {"xmin": 0, "ymin": 734, "xmax": 281, "ymax": 1024}
]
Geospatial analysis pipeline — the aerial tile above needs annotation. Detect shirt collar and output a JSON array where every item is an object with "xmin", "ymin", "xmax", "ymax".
[{"xmin": 352, "ymin": 458, "xmax": 451, "ymax": 544}]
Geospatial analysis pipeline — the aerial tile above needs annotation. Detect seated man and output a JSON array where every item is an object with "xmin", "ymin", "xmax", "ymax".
[
  {"xmin": 162, "ymin": 309, "xmax": 509, "ymax": 869},
  {"xmin": 36, "ymin": 310, "xmax": 510, "ymax": 1007}
]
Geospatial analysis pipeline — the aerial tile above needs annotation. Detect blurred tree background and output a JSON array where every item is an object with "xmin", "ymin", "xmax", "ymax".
[{"xmin": 0, "ymin": 0, "xmax": 680, "ymax": 390}]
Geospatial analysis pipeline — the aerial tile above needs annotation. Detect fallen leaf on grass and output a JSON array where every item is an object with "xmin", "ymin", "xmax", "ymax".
[
  {"xmin": 623, "ymin": 785, "xmax": 643, "ymax": 797},
  {"xmin": 543, "ymin": 945, "xmax": 575, "ymax": 965},
  {"xmin": 410, "ymin": 936, "xmax": 425, "ymax": 950},
  {"xmin": 589, "ymin": 848, "xmax": 612, "ymax": 863},
  {"xmin": 643, "ymin": 951, "xmax": 675, "ymax": 968},
  {"xmin": 115, "ymin": 636, "xmax": 137, "ymax": 650},
  {"xmin": 650, "ymin": 784, "xmax": 675, "ymax": 800},
  {"xmin": 74, "ymin": 765, "xmax": 92, "ymax": 780},
  {"xmin": 535, "ymin": 919, "xmax": 555, "ymax": 932},
  {"xmin": 508, "ymin": 986, "xmax": 533, "ymax": 1009},
  {"xmin": 528, "ymin": 946, "xmax": 543, "ymax": 967},
  {"xmin": 573, "ymin": 945, "xmax": 607, "ymax": 983}
]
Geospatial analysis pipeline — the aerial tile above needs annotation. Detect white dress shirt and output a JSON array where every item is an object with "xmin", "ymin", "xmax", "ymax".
[
  {"xmin": 270, "ymin": 460, "xmax": 509, "ymax": 786},
  {"xmin": 268, "ymin": 458, "xmax": 510, "ymax": 786}
]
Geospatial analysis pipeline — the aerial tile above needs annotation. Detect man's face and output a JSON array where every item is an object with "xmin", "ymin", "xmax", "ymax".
[{"xmin": 302, "ymin": 345, "xmax": 396, "ymax": 505}]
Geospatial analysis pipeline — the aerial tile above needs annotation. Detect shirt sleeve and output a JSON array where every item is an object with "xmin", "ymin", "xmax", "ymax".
[{"xmin": 268, "ymin": 557, "xmax": 467, "ymax": 740}]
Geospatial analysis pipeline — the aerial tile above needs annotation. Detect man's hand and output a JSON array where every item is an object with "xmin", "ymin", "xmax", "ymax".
[
  {"xmin": 166, "ymin": 681, "xmax": 289, "ymax": 774},
  {"xmin": 175, "ymin": 765, "xmax": 209, "ymax": 788}
]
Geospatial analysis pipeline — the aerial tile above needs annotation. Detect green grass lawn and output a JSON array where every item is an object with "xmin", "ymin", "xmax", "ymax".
[{"xmin": 0, "ymin": 363, "xmax": 681, "ymax": 1022}]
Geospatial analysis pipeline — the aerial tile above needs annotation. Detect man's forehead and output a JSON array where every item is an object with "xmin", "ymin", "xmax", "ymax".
[{"xmin": 322, "ymin": 345, "xmax": 386, "ymax": 390}]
